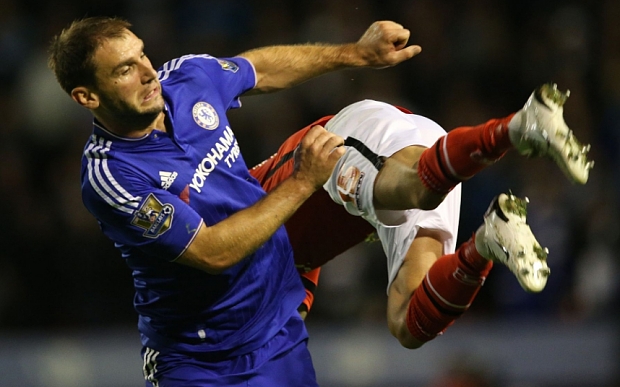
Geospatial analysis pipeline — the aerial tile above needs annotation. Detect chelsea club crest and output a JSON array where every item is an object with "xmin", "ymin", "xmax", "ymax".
[{"xmin": 192, "ymin": 102, "xmax": 219, "ymax": 130}]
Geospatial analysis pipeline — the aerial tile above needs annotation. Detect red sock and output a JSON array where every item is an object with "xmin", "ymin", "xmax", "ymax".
[
  {"xmin": 417, "ymin": 114, "xmax": 515, "ymax": 194},
  {"xmin": 298, "ymin": 267, "xmax": 321, "ymax": 314},
  {"xmin": 406, "ymin": 237, "xmax": 493, "ymax": 343}
]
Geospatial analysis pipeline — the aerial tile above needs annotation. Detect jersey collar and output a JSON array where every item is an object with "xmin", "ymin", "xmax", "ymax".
[{"xmin": 91, "ymin": 101, "xmax": 172, "ymax": 142}]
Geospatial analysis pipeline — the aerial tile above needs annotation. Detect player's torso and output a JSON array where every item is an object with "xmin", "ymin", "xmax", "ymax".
[
  {"xmin": 80, "ymin": 56, "xmax": 304, "ymax": 355},
  {"xmin": 158, "ymin": 84, "xmax": 263, "ymax": 224}
]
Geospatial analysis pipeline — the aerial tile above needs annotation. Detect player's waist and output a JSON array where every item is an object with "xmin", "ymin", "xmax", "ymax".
[
  {"xmin": 141, "ymin": 311, "xmax": 309, "ymax": 366},
  {"xmin": 137, "ymin": 272, "xmax": 305, "ymax": 356}
]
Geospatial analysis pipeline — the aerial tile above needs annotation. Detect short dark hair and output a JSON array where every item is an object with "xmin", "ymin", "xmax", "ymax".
[{"xmin": 48, "ymin": 16, "xmax": 132, "ymax": 94}]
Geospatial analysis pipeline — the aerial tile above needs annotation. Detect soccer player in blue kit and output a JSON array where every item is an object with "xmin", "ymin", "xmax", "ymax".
[{"xmin": 48, "ymin": 16, "xmax": 421, "ymax": 386}]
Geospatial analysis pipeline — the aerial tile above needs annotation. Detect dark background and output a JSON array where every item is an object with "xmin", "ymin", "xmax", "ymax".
[{"xmin": 0, "ymin": 1, "xmax": 618, "ymax": 385}]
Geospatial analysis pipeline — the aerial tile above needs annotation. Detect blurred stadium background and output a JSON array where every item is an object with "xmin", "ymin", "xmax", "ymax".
[{"xmin": 0, "ymin": 0, "xmax": 618, "ymax": 386}]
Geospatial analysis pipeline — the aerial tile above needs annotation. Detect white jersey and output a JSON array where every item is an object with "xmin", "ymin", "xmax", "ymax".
[{"xmin": 323, "ymin": 100, "xmax": 461, "ymax": 291}]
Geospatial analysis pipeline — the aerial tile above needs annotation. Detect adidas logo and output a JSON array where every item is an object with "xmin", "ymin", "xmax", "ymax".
[{"xmin": 160, "ymin": 171, "xmax": 178, "ymax": 190}]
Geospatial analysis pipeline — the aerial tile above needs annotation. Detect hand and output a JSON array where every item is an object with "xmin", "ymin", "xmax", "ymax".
[
  {"xmin": 293, "ymin": 125, "xmax": 345, "ymax": 191},
  {"xmin": 355, "ymin": 21, "xmax": 422, "ymax": 68}
]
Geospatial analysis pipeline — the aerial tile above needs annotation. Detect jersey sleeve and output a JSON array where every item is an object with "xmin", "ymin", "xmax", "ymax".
[
  {"xmin": 82, "ymin": 167, "xmax": 203, "ymax": 262},
  {"xmin": 158, "ymin": 54, "xmax": 256, "ymax": 110}
]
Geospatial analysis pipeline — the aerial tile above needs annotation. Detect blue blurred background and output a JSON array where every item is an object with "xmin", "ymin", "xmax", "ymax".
[{"xmin": 0, "ymin": 0, "xmax": 618, "ymax": 386}]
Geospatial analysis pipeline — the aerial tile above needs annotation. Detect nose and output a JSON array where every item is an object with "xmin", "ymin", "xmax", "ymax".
[{"xmin": 139, "ymin": 62, "xmax": 157, "ymax": 84}]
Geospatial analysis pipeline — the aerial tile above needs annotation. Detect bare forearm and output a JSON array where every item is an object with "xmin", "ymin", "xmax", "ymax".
[
  {"xmin": 178, "ymin": 125, "xmax": 345, "ymax": 274},
  {"xmin": 239, "ymin": 44, "xmax": 361, "ymax": 93},
  {"xmin": 179, "ymin": 176, "xmax": 314, "ymax": 274},
  {"xmin": 239, "ymin": 21, "xmax": 421, "ymax": 94}
]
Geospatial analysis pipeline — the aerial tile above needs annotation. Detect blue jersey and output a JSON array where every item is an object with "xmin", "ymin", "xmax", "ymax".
[{"xmin": 80, "ymin": 55, "xmax": 306, "ymax": 357}]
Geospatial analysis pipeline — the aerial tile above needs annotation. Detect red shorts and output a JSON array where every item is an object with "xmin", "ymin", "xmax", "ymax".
[{"xmin": 249, "ymin": 116, "xmax": 375, "ymax": 270}]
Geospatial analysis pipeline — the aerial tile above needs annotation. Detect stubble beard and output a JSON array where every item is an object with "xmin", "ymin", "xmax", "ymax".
[{"xmin": 101, "ymin": 93, "xmax": 164, "ymax": 130}]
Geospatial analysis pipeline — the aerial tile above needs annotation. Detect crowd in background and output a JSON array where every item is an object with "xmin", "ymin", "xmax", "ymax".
[{"xmin": 0, "ymin": 0, "xmax": 618, "ymax": 333}]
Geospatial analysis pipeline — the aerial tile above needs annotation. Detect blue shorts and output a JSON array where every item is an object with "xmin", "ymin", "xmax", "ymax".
[{"xmin": 141, "ymin": 317, "xmax": 318, "ymax": 387}]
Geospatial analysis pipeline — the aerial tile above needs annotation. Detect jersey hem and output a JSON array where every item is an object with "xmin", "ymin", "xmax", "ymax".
[{"xmin": 170, "ymin": 219, "xmax": 204, "ymax": 262}]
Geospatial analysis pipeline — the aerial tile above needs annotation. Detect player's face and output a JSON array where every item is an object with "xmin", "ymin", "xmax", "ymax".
[{"xmin": 92, "ymin": 30, "xmax": 164, "ymax": 125}]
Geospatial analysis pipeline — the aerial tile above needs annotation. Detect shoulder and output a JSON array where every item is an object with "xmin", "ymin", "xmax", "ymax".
[
  {"xmin": 157, "ymin": 54, "xmax": 248, "ymax": 82},
  {"xmin": 81, "ymin": 136, "xmax": 145, "ymax": 215}
]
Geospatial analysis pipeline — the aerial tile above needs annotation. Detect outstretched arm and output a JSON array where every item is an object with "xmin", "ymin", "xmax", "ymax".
[{"xmin": 239, "ymin": 21, "xmax": 422, "ymax": 94}]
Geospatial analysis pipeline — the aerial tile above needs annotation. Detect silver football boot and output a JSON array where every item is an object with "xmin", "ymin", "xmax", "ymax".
[
  {"xmin": 475, "ymin": 193, "xmax": 550, "ymax": 293},
  {"xmin": 509, "ymin": 83, "xmax": 594, "ymax": 184}
]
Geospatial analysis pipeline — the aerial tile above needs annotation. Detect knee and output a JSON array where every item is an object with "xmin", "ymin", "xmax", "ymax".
[
  {"xmin": 416, "ymin": 190, "xmax": 446, "ymax": 211},
  {"xmin": 395, "ymin": 330, "xmax": 426, "ymax": 350},
  {"xmin": 388, "ymin": 319, "xmax": 426, "ymax": 350}
]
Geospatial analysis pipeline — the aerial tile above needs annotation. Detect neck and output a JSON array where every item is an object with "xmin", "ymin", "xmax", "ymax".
[{"xmin": 95, "ymin": 110, "xmax": 166, "ymax": 138}]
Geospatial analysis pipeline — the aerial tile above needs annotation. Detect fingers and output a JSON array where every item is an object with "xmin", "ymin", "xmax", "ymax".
[
  {"xmin": 409, "ymin": 45, "xmax": 422, "ymax": 56},
  {"xmin": 387, "ymin": 25, "xmax": 422, "ymax": 57},
  {"xmin": 359, "ymin": 20, "xmax": 422, "ymax": 67},
  {"xmin": 327, "ymin": 139, "xmax": 346, "ymax": 166},
  {"xmin": 303, "ymin": 125, "xmax": 344, "ymax": 155},
  {"xmin": 300, "ymin": 124, "xmax": 324, "ymax": 144},
  {"xmin": 373, "ymin": 20, "xmax": 404, "ymax": 30},
  {"xmin": 294, "ymin": 125, "xmax": 345, "ymax": 189},
  {"xmin": 396, "ymin": 45, "xmax": 422, "ymax": 62},
  {"xmin": 323, "ymin": 130, "xmax": 345, "ymax": 153},
  {"xmin": 372, "ymin": 21, "xmax": 409, "ymax": 45},
  {"xmin": 391, "ymin": 27, "xmax": 411, "ymax": 50}
]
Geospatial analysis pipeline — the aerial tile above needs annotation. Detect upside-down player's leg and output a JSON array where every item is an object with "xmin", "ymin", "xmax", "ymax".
[
  {"xmin": 386, "ymin": 228, "xmax": 491, "ymax": 349},
  {"xmin": 416, "ymin": 114, "xmax": 515, "ymax": 196},
  {"xmin": 417, "ymin": 83, "xmax": 593, "ymax": 197},
  {"xmin": 321, "ymin": 101, "xmax": 452, "ymax": 227},
  {"xmin": 388, "ymin": 193, "xmax": 549, "ymax": 349}
]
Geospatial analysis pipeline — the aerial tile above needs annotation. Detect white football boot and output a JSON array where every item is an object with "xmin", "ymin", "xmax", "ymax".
[
  {"xmin": 475, "ymin": 193, "xmax": 550, "ymax": 293},
  {"xmin": 509, "ymin": 83, "xmax": 594, "ymax": 184}
]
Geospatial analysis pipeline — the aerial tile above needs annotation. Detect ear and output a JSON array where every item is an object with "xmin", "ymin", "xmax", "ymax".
[{"xmin": 71, "ymin": 86, "xmax": 99, "ymax": 109}]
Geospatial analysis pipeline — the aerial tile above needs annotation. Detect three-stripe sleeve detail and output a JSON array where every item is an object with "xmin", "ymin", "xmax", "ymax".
[{"xmin": 84, "ymin": 136, "xmax": 141, "ymax": 214}]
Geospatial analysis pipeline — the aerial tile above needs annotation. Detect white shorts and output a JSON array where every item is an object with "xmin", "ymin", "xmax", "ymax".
[{"xmin": 323, "ymin": 100, "xmax": 462, "ymax": 291}]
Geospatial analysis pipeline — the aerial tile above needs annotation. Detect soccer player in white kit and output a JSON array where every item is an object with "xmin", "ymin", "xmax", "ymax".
[{"xmin": 251, "ymin": 84, "xmax": 593, "ymax": 348}]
